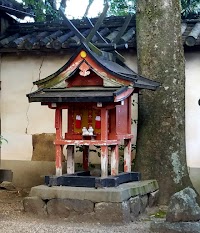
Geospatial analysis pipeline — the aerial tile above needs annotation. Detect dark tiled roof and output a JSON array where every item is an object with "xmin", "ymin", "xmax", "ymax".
[
  {"xmin": 27, "ymin": 87, "xmax": 121, "ymax": 103},
  {"xmin": 0, "ymin": 0, "xmax": 34, "ymax": 19},
  {"xmin": 0, "ymin": 16, "xmax": 200, "ymax": 53},
  {"xmin": 31, "ymin": 43, "xmax": 160, "ymax": 91}
]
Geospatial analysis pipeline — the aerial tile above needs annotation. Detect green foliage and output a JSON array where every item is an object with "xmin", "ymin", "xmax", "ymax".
[
  {"xmin": 0, "ymin": 135, "xmax": 8, "ymax": 146},
  {"xmin": 150, "ymin": 209, "xmax": 167, "ymax": 218},
  {"xmin": 107, "ymin": 0, "xmax": 200, "ymax": 18},
  {"xmin": 18, "ymin": 0, "xmax": 200, "ymax": 21},
  {"xmin": 107, "ymin": 0, "xmax": 136, "ymax": 16},
  {"xmin": 181, "ymin": 0, "xmax": 200, "ymax": 18},
  {"xmin": 21, "ymin": 0, "xmax": 61, "ymax": 22}
]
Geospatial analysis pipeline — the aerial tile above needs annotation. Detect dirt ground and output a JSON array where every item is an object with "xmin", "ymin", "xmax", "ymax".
[{"xmin": 0, "ymin": 188, "xmax": 152, "ymax": 233}]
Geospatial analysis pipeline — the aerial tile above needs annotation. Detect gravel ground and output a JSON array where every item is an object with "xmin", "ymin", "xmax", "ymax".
[{"xmin": 0, "ymin": 189, "xmax": 151, "ymax": 233}]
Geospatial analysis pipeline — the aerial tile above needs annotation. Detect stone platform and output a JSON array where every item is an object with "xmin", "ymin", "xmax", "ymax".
[{"xmin": 23, "ymin": 180, "xmax": 159, "ymax": 223}]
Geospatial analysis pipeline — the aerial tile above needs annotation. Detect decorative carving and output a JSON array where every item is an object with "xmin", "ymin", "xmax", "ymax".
[{"xmin": 79, "ymin": 62, "xmax": 90, "ymax": 76}]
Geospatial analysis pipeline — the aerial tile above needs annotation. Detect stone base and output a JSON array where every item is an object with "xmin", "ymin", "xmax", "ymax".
[
  {"xmin": 23, "ymin": 180, "xmax": 159, "ymax": 223},
  {"xmin": 0, "ymin": 169, "xmax": 13, "ymax": 183},
  {"xmin": 151, "ymin": 219, "xmax": 200, "ymax": 233}
]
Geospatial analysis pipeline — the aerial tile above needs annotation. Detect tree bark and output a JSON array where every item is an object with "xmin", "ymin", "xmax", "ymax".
[{"xmin": 135, "ymin": 0, "xmax": 194, "ymax": 204}]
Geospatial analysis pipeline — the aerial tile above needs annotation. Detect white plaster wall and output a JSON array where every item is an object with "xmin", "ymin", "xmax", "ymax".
[
  {"xmin": 123, "ymin": 50, "xmax": 139, "ymax": 158},
  {"xmin": 185, "ymin": 51, "xmax": 200, "ymax": 168},
  {"xmin": 0, "ymin": 54, "xmax": 70, "ymax": 160}
]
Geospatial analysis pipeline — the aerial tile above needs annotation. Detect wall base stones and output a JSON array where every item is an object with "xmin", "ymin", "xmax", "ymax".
[
  {"xmin": 23, "ymin": 196, "xmax": 47, "ymax": 216},
  {"xmin": 23, "ymin": 180, "xmax": 159, "ymax": 224}
]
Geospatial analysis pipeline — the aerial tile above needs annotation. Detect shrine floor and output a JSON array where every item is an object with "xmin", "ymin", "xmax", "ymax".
[{"xmin": 23, "ymin": 180, "xmax": 159, "ymax": 223}]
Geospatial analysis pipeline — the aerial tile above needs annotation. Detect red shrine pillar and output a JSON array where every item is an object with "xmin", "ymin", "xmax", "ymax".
[
  {"xmin": 124, "ymin": 139, "xmax": 131, "ymax": 172},
  {"xmin": 111, "ymin": 145, "xmax": 119, "ymax": 176},
  {"xmin": 55, "ymin": 108, "xmax": 62, "ymax": 176},
  {"xmin": 124, "ymin": 97, "xmax": 132, "ymax": 172},
  {"xmin": 100, "ymin": 108, "xmax": 108, "ymax": 177}
]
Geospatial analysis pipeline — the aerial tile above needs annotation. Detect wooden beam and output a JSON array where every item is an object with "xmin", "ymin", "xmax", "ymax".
[
  {"xmin": 111, "ymin": 145, "xmax": 119, "ymax": 176},
  {"xmin": 59, "ymin": 7, "xmax": 125, "ymax": 62},
  {"xmin": 114, "ymin": 88, "xmax": 134, "ymax": 102},
  {"xmin": 124, "ymin": 139, "xmax": 132, "ymax": 172},
  {"xmin": 55, "ymin": 109, "xmax": 62, "ymax": 176},
  {"xmin": 85, "ymin": 2, "xmax": 109, "ymax": 43},
  {"xmin": 85, "ymin": 17, "xmax": 108, "ymax": 43},
  {"xmin": 113, "ymin": 14, "xmax": 132, "ymax": 44},
  {"xmin": 100, "ymin": 108, "xmax": 108, "ymax": 177},
  {"xmin": 45, "ymin": 172, "xmax": 141, "ymax": 187},
  {"xmin": 55, "ymin": 139, "xmax": 119, "ymax": 146}
]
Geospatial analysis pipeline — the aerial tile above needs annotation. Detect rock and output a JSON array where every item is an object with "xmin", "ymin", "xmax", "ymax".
[
  {"xmin": 95, "ymin": 201, "xmax": 131, "ymax": 223},
  {"xmin": 166, "ymin": 187, "xmax": 200, "ymax": 222},
  {"xmin": 151, "ymin": 219, "xmax": 200, "ymax": 233},
  {"xmin": 70, "ymin": 199, "xmax": 94, "ymax": 213},
  {"xmin": 149, "ymin": 190, "xmax": 159, "ymax": 207},
  {"xmin": 141, "ymin": 195, "xmax": 148, "ymax": 213},
  {"xmin": 47, "ymin": 199, "xmax": 94, "ymax": 218},
  {"xmin": 47, "ymin": 199, "xmax": 70, "ymax": 218},
  {"xmin": 0, "ymin": 181, "xmax": 16, "ymax": 191},
  {"xmin": 129, "ymin": 196, "xmax": 141, "ymax": 219},
  {"xmin": 23, "ymin": 196, "xmax": 47, "ymax": 216}
]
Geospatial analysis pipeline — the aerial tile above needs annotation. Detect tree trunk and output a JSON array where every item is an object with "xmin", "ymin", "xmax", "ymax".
[{"xmin": 135, "ymin": 0, "xmax": 194, "ymax": 204}]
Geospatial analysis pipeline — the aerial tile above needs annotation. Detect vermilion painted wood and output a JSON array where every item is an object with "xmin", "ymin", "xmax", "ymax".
[
  {"xmin": 55, "ymin": 139, "xmax": 119, "ymax": 146},
  {"xmin": 127, "ymin": 96, "xmax": 132, "ymax": 134},
  {"xmin": 67, "ymin": 70, "xmax": 103, "ymax": 87},
  {"xmin": 82, "ymin": 51, "xmax": 131, "ymax": 86},
  {"xmin": 48, "ymin": 49, "xmax": 135, "ymax": 178},
  {"xmin": 55, "ymin": 109, "xmax": 62, "ymax": 176},
  {"xmin": 124, "ymin": 139, "xmax": 132, "ymax": 172},
  {"xmin": 111, "ymin": 145, "xmax": 119, "ymax": 176},
  {"xmin": 101, "ymin": 146, "xmax": 108, "ymax": 177},
  {"xmin": 114, "ymin": 88, "xmax": 134, "ymax": 102},
  {"xmin": 115, "ymin": 99, "xmax": 128, "ymax": 135},
  {"xmin": 100, "ymin": 108, "xmax": 109, "ymax": 177}
]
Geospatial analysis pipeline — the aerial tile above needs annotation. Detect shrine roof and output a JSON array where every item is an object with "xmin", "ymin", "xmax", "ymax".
[
  {"xmin": 27, "ymin": 86, "xmax": 132, "ymax": 103},
  {"xmin": 32, "ymin": 42, "xmax": 160, "ymax": 91},
  {"xmin": 0, "ymin": 0, "xmax": 34, "ymax": 19},
  {"xmin": 0, "ymin": 17, "xmax": 200, "ymax": 53}
]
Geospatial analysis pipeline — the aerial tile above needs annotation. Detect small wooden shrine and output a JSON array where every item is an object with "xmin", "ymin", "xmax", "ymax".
[{"xmin": 27, "ymin": 10, "xmax": 159, "ymax": 187}]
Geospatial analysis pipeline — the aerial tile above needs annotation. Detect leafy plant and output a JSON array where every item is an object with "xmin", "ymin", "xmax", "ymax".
[
  {"xmin": 107, "ymin": 0, "xmax": 136, "ymax": 16},
  {"xmin": 181, "ymin": 0, "xmax": 200, "ymax": 18},
  {"xmin": 0, "ymin": 135, "xmax": 8, "ymax": 146},
  {"xmin": 21, "ymin": 0, "xmax": 62, "ymax": 21},
  {"xmin": 150, "ymin": 209, "xmax": 167, "ymax": 218},
  {"xmin": 106, "ymin": 0, "xmax": 200, "ymax": 18}
]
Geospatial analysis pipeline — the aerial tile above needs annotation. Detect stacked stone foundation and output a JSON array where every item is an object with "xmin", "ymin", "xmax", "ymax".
[{"xmin": 23, "ymin": 180, "xmax": 159, "ymax": 223}]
